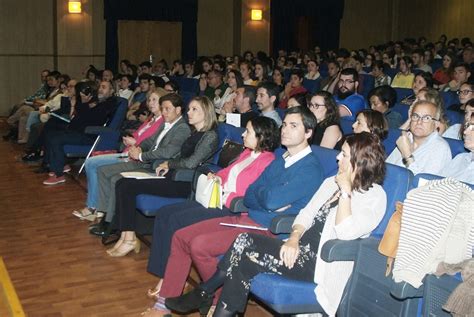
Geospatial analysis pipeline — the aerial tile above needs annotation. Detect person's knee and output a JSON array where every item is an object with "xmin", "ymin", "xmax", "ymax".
[{"xmin": 189, "ymin": 234, "xmax": 212, "ymax": 259}]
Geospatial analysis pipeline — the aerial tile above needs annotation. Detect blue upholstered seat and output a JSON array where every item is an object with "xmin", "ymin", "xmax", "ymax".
[{"xmin": 64, "ymin": 97, "xmax": 128, "ymax": 157}]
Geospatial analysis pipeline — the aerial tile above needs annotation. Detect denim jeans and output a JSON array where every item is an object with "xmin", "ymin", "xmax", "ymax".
[{"xmin": 85, "ymin": 153, "xmax": 125, "ymax": 208}]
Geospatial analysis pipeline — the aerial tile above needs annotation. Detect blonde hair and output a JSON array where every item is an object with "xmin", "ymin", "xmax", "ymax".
[{"xmin": 190, "ymin": 96, "xmax": 218, "ymax": 131}]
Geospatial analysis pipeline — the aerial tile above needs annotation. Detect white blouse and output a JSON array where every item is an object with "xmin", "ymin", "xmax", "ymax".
[{"xmin": 293, "ymin": 177, "xmax": 387, "ymax": 316}]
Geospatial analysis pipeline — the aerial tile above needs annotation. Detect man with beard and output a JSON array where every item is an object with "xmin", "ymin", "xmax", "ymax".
[
  {"xmin": 42, "ymin": 80, "xmax": 119, "ymax": 185},
  {"xmin": 335, "ymin": 68, "xmax": 366, "ymax": 120}
]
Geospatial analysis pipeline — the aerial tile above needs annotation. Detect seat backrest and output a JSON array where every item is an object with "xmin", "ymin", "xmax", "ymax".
[
  {"xmin": 310, "ymin": 145, "xmax": 339, "ymax": 177},
  {"xmin": 382, "ymin": 128, "xmax": 401, "ymax": 155},
  {"xmin": 441, "ymin": 91, "xmax": 459, "ymax": 108},
  {"xmin": 430, "ymin": 59, "xmax": 443, "ymax": 73},
  {"xmin": 445, "ymin": 109, "xmax": 464, "ymax": 125},
  {"xmin": 178, "ymin": 77, "xmax": 199, "ymax": 94},
  {"xmin": 372, "ymin": 163, "xmax": 413, "ymax": 237},
  {"xmin": 302, "ymin": 78, "xmax": 321, "ymax": 94},
  {"xmin": 181, "ymin": 91, "xmax": 196, "ymax": 108},
  {"xmin": 360, "ymin": 73, "xmax": 375, "ymax": 98},
  {"xmin": 444, "ymin": 137, "xmax": 466, "ymax": 157},
  {"xmin": 392, "ymin": 103, "xmax": 409, "ymax": 122},
  {"xmin": 386, "ymin": 68, "xmax": 398, "ymax": 80},
  {"xmin": 340, "ymin": 117, "xmax": 355, "ymax": 135},
  {"xmin": 96, "ymin": 97, "xmax": 128, "ymax": 151},
  {"xmin": 213, "ymin": 123, "xmax": 245, "ymax": 164},
  {"xmin": 394, "ymin": 88, "xmax": 413, "ymax": 103}
]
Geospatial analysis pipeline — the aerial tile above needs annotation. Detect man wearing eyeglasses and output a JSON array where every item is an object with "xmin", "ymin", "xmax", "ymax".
[
  {"xmin": 335, "ymin": 68, "xmax": 366, "ymax": 120},
  {"xmin": 386, "ymin": 100, "xmax": 451, "ymax": 175}
]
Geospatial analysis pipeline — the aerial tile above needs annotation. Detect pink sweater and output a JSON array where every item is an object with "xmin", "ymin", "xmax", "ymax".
[
  {"xmin": 124, "ymin": 116, "xmax": 164, "ymax": 152},
  {"xmin": 216, "ymin": 149, "xmax": 275, "ymax": 208}
]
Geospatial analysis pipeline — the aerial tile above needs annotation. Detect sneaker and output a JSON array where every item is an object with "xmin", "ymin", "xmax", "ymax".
[
  {"xmin": 63, "ymin": 164, "xmax": 72, "ymax": 173},
  {"xmin": 22, "ymin": 152, "xmax": 41, "ymax": 162},
  {"xmin": 43, "ymin": 175, "xmax": 66, "ymax": 185}
]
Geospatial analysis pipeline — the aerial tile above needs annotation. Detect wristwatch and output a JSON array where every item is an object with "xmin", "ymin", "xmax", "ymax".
[
  {"xmin": 402, "ymin": 154, "xmax": 414, "ymax": 166},
  {"xmin": 340, "ymin": 189, "xmax": 352, "ymax": 199}
]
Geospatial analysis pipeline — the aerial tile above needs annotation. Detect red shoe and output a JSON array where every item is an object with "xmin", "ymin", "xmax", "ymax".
[{"xmin": 43, "ymin": 174, "xmax": 66, "ymax": 185}]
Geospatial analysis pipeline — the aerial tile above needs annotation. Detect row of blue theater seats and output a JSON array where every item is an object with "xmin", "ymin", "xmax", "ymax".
[{"xmin": 250, "ymin": 148, "xmax": 472, "ymax": 316}]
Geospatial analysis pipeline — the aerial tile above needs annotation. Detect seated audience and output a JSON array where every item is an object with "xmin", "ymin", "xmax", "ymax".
[
  {"xmin": 320, "ymin": 60, "xmax": 340, "ymax": 94},
  {"xmin": 117, "ymin": 74, "xmax": 134, "ymax": 101},
  {"xmin": 400, "ymin": 71, "xmax": 434, "ymax": 105},
  {"xmin": 368, "ymin": 85, "xmax": 403, "ymax": 128},
  {"xmin": 433, "ymin": 52, "xmax": 455, "ymax": 86},
  {"xmin": 112, "ymin": 116, "xmax": 278, "ymax": 261},
  {"xmin": 218, "ymin": 85, "xmax": 258, "ymax": 127},
  {"xmin": 448, "ymin": 81, "xmax": 474, "ymax": 112},
  {"xmin": 256, "ymin": 82, "xmax": 282, "ymax": 127},
  {"xmin": 165, "ymin": 132, "xmax": 387, "ymax": 317},
  {"xmin": 305, "ymin": 59, "xmax": 321, "ymax": 80},
  {"xmin": 72, "ymin": 90, "xmax": 166, "ymax": 220},
  {"xmin": 444, "ymin": 99, "xmax": 473, "ymax": 139},
  {"xmin": 287, "ymin": 92, "xmax": 308, "ymax": 108},
  {"xmin": 200, "ymin": 69, "xmax": 227, "ymax": 100},
  {"xmin": 90, "ymin": 96, "xmax": 217, "ymax": 235},
  {"xmin": 42, "ymin": 80, "xmax": 119, "ymax": 185},
  {"xmin": 372, "ymin": 60, "xmax": 392, "ymax": 87},
  {"xmin": 441, "ymin": 62, "xmax": 471, "ymax": 92},
  {"xmin": 279, "ymin": 69, "xmax": 308, "ymax": 109},
  {"xmin": 352, "ymin": 109, "xmax": 389, "ymax": 140},
  {"xmin": 254, "ymin": 61, "xmax": 268, "ymax": 84},
  {"xmin": 386, "ymin": 100, "xmax": 451, "ymax": 175},
  {"xmin": 391, "ymin": 56, "xmax": 415, "ymax": 89},
  {"xmin": 412, "ymin": 48, "xmax": 433, "ymax": 73},
  {"xmin": 308, "ymin": 91, "xmax": 343, "ymax": 149},
  {"xmin": 143, "ymin": 106, "xmax": 324, "ymax": 316},
  {"xmin": 214, "ymin": 69, "xmax": 244, "ymax": 113},
  {"xmin": 271, "ymin": 66, "xmax": 285, "ymax": 93},
  {"xmin": 440, "ymin": 112, "xmax": 474, "ymax": 184},
  {"xmin": 239, "ymin": 61, "xmax": 257, "ymax": 86},
  {"xmin": 335, "ymin": 68, "xmax": 366, "ymax": 119}
]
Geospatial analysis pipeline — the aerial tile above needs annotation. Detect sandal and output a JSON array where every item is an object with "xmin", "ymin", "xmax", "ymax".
[{"xmin": 72, "ymin": 207, "xmax": 97, "ymax": 221}]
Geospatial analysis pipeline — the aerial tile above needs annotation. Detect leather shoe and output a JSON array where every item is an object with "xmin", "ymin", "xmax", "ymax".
[
  {"xmin": 89, "ymin": 221, "xmax": 110, "ymax": 237},
  {"xmin": 165, "ymin": 287, "xmax": 213, "ymax": 315}
]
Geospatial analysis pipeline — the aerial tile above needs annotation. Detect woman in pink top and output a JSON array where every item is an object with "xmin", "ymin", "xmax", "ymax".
[
  {"xmin": 140, "ymin": 117, "xmax": 280, "ymax": 316},
  {"xmin": 72, "ymin": 90, "xmax": 165, "ymax": 220}
]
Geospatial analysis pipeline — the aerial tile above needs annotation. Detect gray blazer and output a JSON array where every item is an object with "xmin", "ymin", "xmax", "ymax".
[
  {"xmin": 167, "ymin": 129, "xmax": 219, "ymax": 170},
  {"xmin": 139, "ymin": 117, "xmax": 191, "ymax": 163}
]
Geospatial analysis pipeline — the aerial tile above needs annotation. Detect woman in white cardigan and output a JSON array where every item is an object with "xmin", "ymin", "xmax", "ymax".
[{"xmin": 165, "ymin": 132, "xmax": 388, "ymax": 317}]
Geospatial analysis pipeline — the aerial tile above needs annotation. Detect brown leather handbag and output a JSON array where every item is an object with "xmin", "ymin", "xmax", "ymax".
[{"xmin": 378, "ymin": 201, "xmax": 403, "ymax": 276}]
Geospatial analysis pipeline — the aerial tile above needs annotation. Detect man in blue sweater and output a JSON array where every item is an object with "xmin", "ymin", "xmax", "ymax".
[{"xmin": 143, "ymin": 106, "xmax": 324, "ymax": 315}]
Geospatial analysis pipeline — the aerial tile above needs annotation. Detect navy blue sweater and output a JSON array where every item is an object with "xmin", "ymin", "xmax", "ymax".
[{"xmin": 244, "ymin": 151, "xmax": 324, "ymax": 228}]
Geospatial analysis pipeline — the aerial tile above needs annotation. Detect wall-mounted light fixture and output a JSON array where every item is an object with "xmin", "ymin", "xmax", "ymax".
[
  {"xmin": 68, "ymin": 0, "xmax": 82, "ymax": 14},
  {"xmin": 251, "ymin": 9, "xmax": 263, "ymax": 21}
]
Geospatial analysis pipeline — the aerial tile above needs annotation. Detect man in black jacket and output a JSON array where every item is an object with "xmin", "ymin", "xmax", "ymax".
[{"xmin": 43, "ymin": 80, "xmax": 119, "ymax": 185}]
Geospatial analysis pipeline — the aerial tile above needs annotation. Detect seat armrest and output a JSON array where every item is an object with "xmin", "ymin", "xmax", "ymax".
[
  {"xmin": 269, "ymin": 215, "xmax": 296, "ymax": 234},
  {"xmin": 172, "ymin": 169, "xmax": 195, "ymax": 182},
  {"xmin": 84, "ymin": 126, "xmax": 115, "ymax": 134},
  {"xmin": 229, "ymin": 197, "xmax": 247, "ymax": 213},
  {"xmin": 320, "ymin": 239, "xmax": 362, "ymax": 262},
  {"xmin": 390, "ymin": 281, "xmax": 424, "ymax": 299}
]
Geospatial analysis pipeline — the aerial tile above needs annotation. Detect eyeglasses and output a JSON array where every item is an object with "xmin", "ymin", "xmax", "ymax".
[
  {"xmin": 464, "ymin": 122, "xmax": 474, "ymax": 131},
  {"xmin": 457, "ymin": 89, "xmax": 474, "ymax": 96},
  {"xmin": 410, "ymin": 113, "xmax": 439, "ymax": 123},
  {"xmin": 308, "ymin": 103, "xmax": 325, "ymax": 109},
  {"xmin": 338, "ymin": 79, "xmax": 355, "ymax": 85}
]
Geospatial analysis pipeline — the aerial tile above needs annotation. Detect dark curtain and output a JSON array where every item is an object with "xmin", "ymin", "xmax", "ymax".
[
  {"xmin": 271, "ymin": 0, "xmax": 344, "ymax": 56},
  {"xmin": 104, "ymin": 0, "xmax": 198, "ymax": 72}
]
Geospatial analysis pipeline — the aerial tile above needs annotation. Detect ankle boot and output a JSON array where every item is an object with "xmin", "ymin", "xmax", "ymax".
[{"xmin": 165, "ymin": 287, "xmax": 213, "ymax": 315}]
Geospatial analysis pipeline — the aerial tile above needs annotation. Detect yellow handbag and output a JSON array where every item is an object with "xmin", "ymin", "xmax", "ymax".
[
  {"xmin": 209, "ymin": 180, "xmax": 222, "ymax": 209},
  {"xmin": 378, "ymin": 201, "xmax": 403, "ymax": 276}
]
